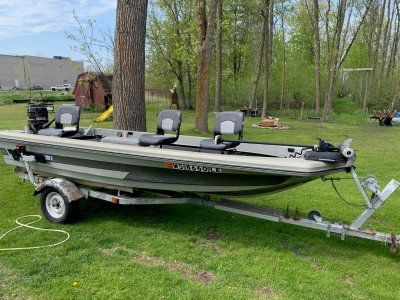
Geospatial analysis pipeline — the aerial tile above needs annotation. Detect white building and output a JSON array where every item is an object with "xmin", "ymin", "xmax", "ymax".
[{"xmin": 0, "ymin": 54, "xmax": 84, "ymax": 90}]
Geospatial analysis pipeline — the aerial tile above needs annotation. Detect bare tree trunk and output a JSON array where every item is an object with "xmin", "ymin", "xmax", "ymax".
[
  {"xmin": 232, "ymin": 5, "xmax": 239, "ymax": 100},
  {"xmin": 177, "ymin": 61, "xmax": 187, "ymax": 109},
  {"xmin": 261, "ymin": 0, "xmax": 271, "ymax": 119},
  {"xmin": 187, "ymin": 63, "xmax": 193, "ymax": 109},
  {"xmin": 363, "ymin": 15, "xmax": 374, "ymax": 115},
  {"xmin": 249, "ymin": 21, "xmax": 266, "ymax": 109},
  {"xmin": 324, "ymin": 0, "xmax": 332, "ymax": 73},
  {"xmin": 363, "ymin": 71, "xmax": 371, "ymax": 115},
  {"xmin": 379, "ymin": 0, "xmax": 393, "ymax": 84},
  {"xmin": 372, "ymin": 0, "xmax": 386, "ymax": 81},
  {"xmin": 322, "ymin": 0, "xmax": 346, "ymax": 121},
  {"xmin": 279, "ymin": 3, "xmax": 286, "ymax": 111},
  {"xmin": 387, "ymin": 3, "xmax": 400, "ymax": 79},
  {"xmin": 391, "ymin": 74, "xmax": 400, "ymax": 110},
  {"xmin": 214, "ymin": 0, "xmax": 222, "ymax": 112},
  {"xmin": 313, "ymin": 0, "xmax": 321, "ymax": 113},
  {"xmin": 386, "ymin": 8, "xmax": 400, "ymax": 79},
  {"xmin": 186, "ymin": 0, "xmax": 194, "ymax": 109},
  {"xmin": 113, "ymin": 0, "xmax": 148, "ymax": 131},
  {"xmin": 194, "ymin": 0, "xmax": 218, "ymax": 133},
  {"xmin": 171, "ymin": 0, "xmax": 188, "ymax": 110}
]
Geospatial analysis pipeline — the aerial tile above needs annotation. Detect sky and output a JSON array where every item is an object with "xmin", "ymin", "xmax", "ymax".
[{"xmin": 0, "ymin": 0, "xmax": 117, "ymax": 63}]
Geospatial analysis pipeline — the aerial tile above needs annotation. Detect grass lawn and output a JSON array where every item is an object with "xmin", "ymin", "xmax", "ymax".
[
  {"xmin": 0, "ymin": 90, "xmax": 74, "ymax": 105},
  {"xmin": 0, "ymin": 101, "xmax": 400, "ymax": 299}
]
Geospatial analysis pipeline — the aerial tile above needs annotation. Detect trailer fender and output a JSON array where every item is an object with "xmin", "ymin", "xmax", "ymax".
[{"xmin": 34, "ymin": 178, "xmax": 84, "ymax": 202}]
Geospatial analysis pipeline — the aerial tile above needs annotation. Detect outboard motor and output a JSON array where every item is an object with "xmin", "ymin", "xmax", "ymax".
[{"xmin": 27, "ymin": 104, "xmax": 48, "ymax": 132}]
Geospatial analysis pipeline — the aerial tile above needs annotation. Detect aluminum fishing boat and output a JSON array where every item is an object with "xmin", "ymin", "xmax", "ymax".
[{"xmin": 0, "ymin": 108, "xmax": 354, "ymax": 197}]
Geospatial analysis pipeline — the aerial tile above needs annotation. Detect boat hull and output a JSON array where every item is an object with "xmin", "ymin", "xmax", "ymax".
[{"xmin": 0, "ymin": 130, "xmax": 346, "ymax": 196}]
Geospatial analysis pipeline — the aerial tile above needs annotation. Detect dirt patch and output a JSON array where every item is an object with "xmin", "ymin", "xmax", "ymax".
[
  {"xmin": 252, "ymin": 124, "xmax": 289, "ymax": 130},
  {"xmin": 205, "ymin": 227, "xmax": 220, "ymax": 240},
  {"xmin": 255, "ymin": 287, "xmax": 276, "ymax": 298},
  {"xmin": 0, "ymin": 264, "xmax": 25, "ymax": 299},
  {"xmin": 211, "ymin": 244, "xmax": 222, "ymax": 254},
  {"xmin": 135, "ymin": 251, "xmax": 165, "ymax": 265},
  {"xmin": 98, "ymin": 247, "xmax": 121, "ymax": 255},
  {"xmin": 378, "ymin": 218, "xmax": 386, "ymax": 225},
  {"xmin": 133, "ymin": 251, "xmax": 215, "ymax": 284},
  {"xmin": 341, "ymin": 275, "xmax": 354, "ymax": 286},
  {"xmin": 99, "ymin": 248, "xmax": 216, "ymax": 284},
  {"xmin": 0, "ymin": 264, "xmax": 18, "ymax": 286},
  {"xmin": 195, "ymin": 240, "xmax": 223, "ymax": 254},
  {"xmin": 167, "ymin": 261, "xmax": 192, "ymax": 278},
  {"xmin": 279, "ymin": 239, "xmax": 321, "ymax": 270},
  {"xmin": 303, "ymin": 257, "xmax": 321, "ymax": 270},
  {"xmin": 196, "ymin": 270, "xmax": 215, "ymax": 284},
  {"xmin": 98, "ymin": 246, "xmax": 137, "ymax": 256}
]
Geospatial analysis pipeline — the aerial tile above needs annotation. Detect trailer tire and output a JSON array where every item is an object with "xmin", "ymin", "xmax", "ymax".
[
  {"xmin": 40, "ymin": 187, "xmax": 79, "ymax": 223},
  {"xmin": 307, "ymin": 210, "xmax": 321, "ymax": 221}
]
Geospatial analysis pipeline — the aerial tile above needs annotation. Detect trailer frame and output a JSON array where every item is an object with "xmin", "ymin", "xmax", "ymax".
[{"xmin": 18, "ymin": 154, "xmax": 400, "ymax": 253}]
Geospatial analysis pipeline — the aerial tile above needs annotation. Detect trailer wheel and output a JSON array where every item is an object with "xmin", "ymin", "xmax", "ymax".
[
  {"xmin": 307, "ymin": 210, "xmax": 321, "ymax": 221},
  {"xmin": 40, "ymin": 187, "xmax": 78, "ymax": 223}
]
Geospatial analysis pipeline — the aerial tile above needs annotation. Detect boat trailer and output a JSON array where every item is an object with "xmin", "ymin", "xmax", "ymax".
[{"xmin": 18, "ymin": 155, "xmax": 400, "ymax": 253}]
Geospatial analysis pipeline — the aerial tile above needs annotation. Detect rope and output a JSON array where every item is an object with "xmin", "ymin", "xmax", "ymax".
[
  {"xmin": 330, "ymin": 179, "xmax": 366, "ymax": 208},
  {"xmin": 0, "ymin": 215, "xmax": 70, "ymax": 251}
]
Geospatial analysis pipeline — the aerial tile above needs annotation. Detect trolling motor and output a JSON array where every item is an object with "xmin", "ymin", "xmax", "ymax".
[{"xmin": 304, "ymin": 138, "xmax": 355, "ymax": 167}]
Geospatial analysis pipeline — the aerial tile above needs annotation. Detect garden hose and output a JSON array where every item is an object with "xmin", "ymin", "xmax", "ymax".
[{"xmin": 0, "ymin": 215, "xmax": 70, "ymax": 251}]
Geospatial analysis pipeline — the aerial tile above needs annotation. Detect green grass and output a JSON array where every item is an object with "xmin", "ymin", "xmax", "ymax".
[
  {"xmin": 0, "ymin": 90, "xmax": 74, "ymax": 105},
  {"xmin": 1, "ymin": 101, "xmax": 400, "ymax": 299}
]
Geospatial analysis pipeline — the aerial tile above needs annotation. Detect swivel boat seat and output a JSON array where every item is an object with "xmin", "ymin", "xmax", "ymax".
[
  {"xmin": 37, "ymin": 104, "xmax": 80, "ymax": 137},
  {"xmin": 138, "ymin": 109, "xmax": 182, "ymax": 147},
  {"xmin": 200, "ymin": 111, "xmax": 244, "ymax": 151}
]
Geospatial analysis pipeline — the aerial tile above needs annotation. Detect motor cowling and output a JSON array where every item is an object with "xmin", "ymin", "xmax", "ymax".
[{"xmin": 27, "ymin": 104, "xmax": 48, "ymax": 131}]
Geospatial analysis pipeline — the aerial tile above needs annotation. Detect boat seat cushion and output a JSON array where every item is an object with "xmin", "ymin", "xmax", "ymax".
[
  {"xmin": 101, "ymin": 136, "xmax": 139, "ymax": 145},
  {"xmin": 139, "ymin": 134, "xmax": 176, "ymax": 146},
  {"xmin": 157, "ymin": 110, "xmax": 182, "ymax": 132},
  {"xmin": 37, "ymin": 127, "xmax": 78, "ymax": 137},
  {"xmin": 37, "ymin": 128, "xmax": 64, "ymax": 137},
  {"xmin": 56, "ymin": 105, "xmax": 80, "ymax": 126},
  {"xmin": 200, "ymin": 138, "xmax": 235, "ymax": 150},
  {"xmin": 214, "ymin": 111, "xmax": 244, "ymax": 135}
]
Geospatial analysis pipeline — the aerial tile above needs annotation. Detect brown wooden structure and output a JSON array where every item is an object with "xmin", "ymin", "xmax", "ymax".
[{"xmin": 73, "ymin": 72, "xmax": 113, "ymax": 109}]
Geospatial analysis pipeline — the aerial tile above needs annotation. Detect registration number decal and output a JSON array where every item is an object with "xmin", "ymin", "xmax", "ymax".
[{"xmin": 165, "ymin": 162, "xmax": 222, "ymax": 173}]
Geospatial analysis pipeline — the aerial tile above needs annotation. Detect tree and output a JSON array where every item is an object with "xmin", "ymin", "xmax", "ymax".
[
  {"xmin": 312, "ymin": 0, "xmax": 321, "ymax": 113},
  {"xmin": 18, "ymin": 57, "xmax": 32, "ymax": 90},
  {"xmin": 279, "ymin": 0, "xmax": 287, "ymax": 111},
  {"xmin": 261, "ymin": 0, "xmax": 273, "ymax": 119},
  {"xmin": 66, "ymin": 11, "xmax": 114, "ymax": 74},
  {"xmin": 249, "ymin": 17, "xmax": 265, "ymax": 109},
  {"xmin": 145, "ymin": 0, "xmax": 400, "ymax": 117},
  {"xmin": 113, "ymin": 0, "xmax": 148, "ymax": 131},
  {"xmin": 194, "ymin": 0, "xmax": 218, "ymax": 133},
  {"xmin": 214, "ymin": 0, "xmax": 223, "ymax": 112},
  {"xmin": 322, "ymin": 0, "xmax": 373, "ymax": 121}
]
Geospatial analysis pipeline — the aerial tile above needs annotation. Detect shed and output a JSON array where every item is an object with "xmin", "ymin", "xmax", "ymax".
[{"xmin": 73, "ymin": 72, "xmax": 113, "ymax": 109}]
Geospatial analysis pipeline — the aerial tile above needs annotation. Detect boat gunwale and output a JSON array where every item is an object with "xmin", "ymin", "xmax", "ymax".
[{"xmin": 0, "ymin": 130, "xmax": 347, "ymax": 177}]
